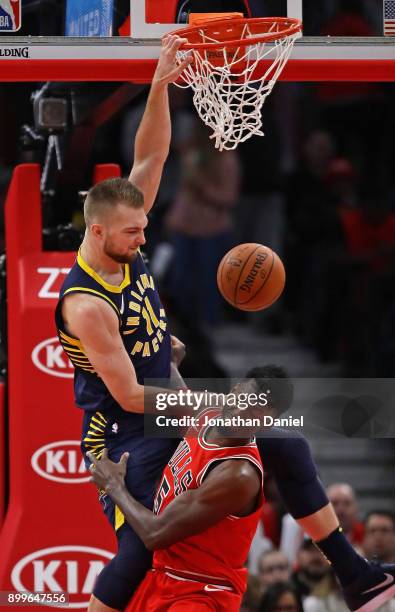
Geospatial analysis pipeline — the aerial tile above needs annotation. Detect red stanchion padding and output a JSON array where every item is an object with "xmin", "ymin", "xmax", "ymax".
[
  {"xmin": 0, "ymin": 382, "xmax": 5, "ymax": 526},
  {"xmin": 0, "ymin": 164, "xmax": 116, "ymax": 611},
  {"xmin": 93, "ymin": 164, "xmax": 121, "ymax": 184}
]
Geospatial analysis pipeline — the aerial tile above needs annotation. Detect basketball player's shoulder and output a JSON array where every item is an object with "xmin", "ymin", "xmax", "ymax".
[
  {"xmin": 60, "ymin": 261, "xmax": 120, "ymax": 318},
  {"xmin": 60, "ymin": 296, "xmax": 120, "ymax": 352},
  {"xmin": 63, "ymin": 292, "xmax": 108, "ymax": 314},
  {"xmin": 207, "ymin": 457, "xmax": 261, "ymax": 492},
  {"xmin": 225, "ymin": 458, "xmax": 261, "ymax": 482}
]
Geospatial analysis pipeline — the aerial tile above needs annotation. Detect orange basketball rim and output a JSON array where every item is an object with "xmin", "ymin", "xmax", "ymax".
[{"xmin": 170, "ymin": 14, "xmax": 302, "ymax": 151}]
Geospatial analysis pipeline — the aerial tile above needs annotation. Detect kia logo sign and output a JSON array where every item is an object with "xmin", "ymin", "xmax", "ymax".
[
  {"xmin": 11, "ymin": 546, "xmax": 114, "ymax": 609},
  {"xmin": 31, "ymin": 441, "xmax": 90, "ymax": 484},
  {"xmin": 31, "ymin": 337, "xmax": 74, "ymax": 378}
]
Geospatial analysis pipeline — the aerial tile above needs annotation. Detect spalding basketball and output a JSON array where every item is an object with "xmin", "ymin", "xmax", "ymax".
[{"xmin": 217, "ymin": 243, "xmax": 285, "ymax": 311}]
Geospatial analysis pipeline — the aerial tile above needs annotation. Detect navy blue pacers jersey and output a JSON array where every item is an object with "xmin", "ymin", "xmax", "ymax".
[
  {"xmin": 56, "ymin": 249, "xmax": 178, "ymax": 539},
  {"xmin": 55, "ymin": 249, "xmax": 171, "ymax": 432}
]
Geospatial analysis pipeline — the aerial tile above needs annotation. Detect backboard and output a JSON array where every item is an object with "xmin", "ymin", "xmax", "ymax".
[{"xmin": 0, "ymin": 0, "xmax": 394, "ymax": 82}]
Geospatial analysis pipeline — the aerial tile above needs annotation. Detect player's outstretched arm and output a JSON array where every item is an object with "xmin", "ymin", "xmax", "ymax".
[
  {"xmin": 129, "ymin": 35, "xmax": 192, "ymax": 214},
  {"xmin": 88, "ymin": 451, "xmax": 261, "ymax": 551}
]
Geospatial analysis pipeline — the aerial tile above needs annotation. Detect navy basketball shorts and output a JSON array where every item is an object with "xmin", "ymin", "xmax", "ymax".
[
  {"xmin": 80, "ymin": 411, "xmax": 179, "ymax": 606},
  {"xmin": 81, "ymin": 409, "xmax": 179, "ymax": 526}
]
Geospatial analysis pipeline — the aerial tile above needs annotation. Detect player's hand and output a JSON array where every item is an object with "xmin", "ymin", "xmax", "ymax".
[
  {"xmin": 87, "ymin": 449, "xmax": 129, "ymax": 492},
  {"xmin": 153, "ymin": 35, "xmax": 193, "ymax": 85},
  {"xmin": 170, "ymin": 335, "xmax": 186, "ymax": 367}
]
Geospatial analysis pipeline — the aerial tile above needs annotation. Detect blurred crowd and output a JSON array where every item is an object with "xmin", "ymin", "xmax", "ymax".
[
  {"xmin": 242, "ymin": 480, "xmax": 395, "ymax": 611},
  {"xmin": 117, "ymin": 69, "xmax": 395, "ymax": 378}
]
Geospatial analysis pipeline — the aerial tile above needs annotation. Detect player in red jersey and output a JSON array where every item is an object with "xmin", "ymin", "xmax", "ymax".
[
  {"xmin": 89, "ymin": 365, "xmax": 395, "ymax": 612},
  {"xmin": 87, "ymin": 371, "xmax": 287, "ymax": 611}
]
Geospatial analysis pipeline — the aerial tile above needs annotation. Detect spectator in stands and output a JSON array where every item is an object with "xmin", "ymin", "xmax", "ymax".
[
  {"xmin": 363, "ymin": 511, "xmax": 395, "ymax": 564},
  {"xmin": 258, "ymin": 582, "xmax": 304, "ymax": 612},
  {"xmin": 304, "ymin": 155, "xmax": 355, "ymax": 362},
  {"xmin": 285, "ymin": 129, "xmax": 346, "ymax": 360},
  {"xmin": 339, "ymin": 192, "xmax": 395, "ymax": 276},
  {"xmin": 325, "ymin": 157, "xmax": 358, "ymax": 211},
  {"xmin": 257, "ymin": 550, "xmax": 292, "ymax": 594},
  {"xmin": 339, "ymin": 192, "xmax": 395, "ymax": 374},
  {"xmin": 236, "ymin": 95, "xmax": 286, "ymax": 334},
  {"xmin": 243, "ymin": 548, "xmax": 290, "ymax": 612},
  {"xmin": 292, "ymin": 539, "xmax": 331, "ymax": 598},
  {"xmin": 327, "ymin": 483, "xmax": 364, "ymax": 546},
  {"xmin": 165, "ymin": 117, "xmax": 241, "ymax": 329},
  {"xmin": 288, "ymin": 127, "xmax": 336, "ymax": 197},
  {"xmin": 242, "ymin": 574, "xmax": 263, "ymax": 612},
  {"xmin": 303, "ymin": 566, "xmax": 351, "ymax": 612},
  {"xmin": 286, "ymin": 130, "xmax": 336, "ymax": 256}
]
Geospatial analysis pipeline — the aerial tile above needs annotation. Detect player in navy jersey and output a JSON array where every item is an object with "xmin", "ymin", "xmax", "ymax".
[{"xmin": 55, "ymin": 36, "xmax": 193, "ymax": 612}]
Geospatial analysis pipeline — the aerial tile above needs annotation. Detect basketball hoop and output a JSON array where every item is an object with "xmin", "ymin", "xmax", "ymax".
[{"xmin": 170, "ymin": 15, "xmax": 302, "ymax": 151}]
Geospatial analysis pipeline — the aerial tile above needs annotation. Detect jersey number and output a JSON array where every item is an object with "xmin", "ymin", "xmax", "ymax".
[
  {"xmin": 141, "ymin": 296, "xmax": 160, "ymax": 336},
  {"xmin": 175, "ymin": 470, "xmax": 193, "ymax": 496},
  {"xmin": 154, "ymin": 475, "xmax": 170, "ymax": 514}
]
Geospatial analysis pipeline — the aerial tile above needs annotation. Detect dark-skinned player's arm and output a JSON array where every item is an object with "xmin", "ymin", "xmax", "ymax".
[
  {"xmin": 129, "ymin": 35, "xmax": 192, "ymax": 214},
  {"xmin": 87, "ymin": 449, "xmax": 261, "ymax": 551},
  {"xmin": 62, "ymin": 293, "xmax": 205, "ymax": 415}
]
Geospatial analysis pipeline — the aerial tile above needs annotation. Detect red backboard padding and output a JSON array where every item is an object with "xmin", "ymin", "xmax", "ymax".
[
  {"xmin": 0, "ymin": 164, "xmax": 121, "ymax": 610},
  {"xmin": 118, "ymin": 0, "xmax": 250, "ymax": 36},
  {"xmin": 0, "ymin": 59, "xmax": 394, "ymax": 83},
  {"xmin": 119, "ymin": 1, "xmax": 179, "ymax": 36},
  {"xmin": 146, "ymin": 0, "xmax": 179, "ymax": 23}
]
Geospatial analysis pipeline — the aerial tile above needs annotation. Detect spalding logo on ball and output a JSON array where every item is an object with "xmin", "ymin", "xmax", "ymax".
[{"xmin": 217, "ymin": 243, "xmax": 285, "ymax": 311}]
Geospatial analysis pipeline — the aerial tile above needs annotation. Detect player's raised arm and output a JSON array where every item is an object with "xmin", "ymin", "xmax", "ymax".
[
  {"xmin": 129, "ymin": 35, "xmax": 192, "ymax": 214},
  {"xmin": 88, "ymin": 451, "xmax": 261, "ymax": 551}
]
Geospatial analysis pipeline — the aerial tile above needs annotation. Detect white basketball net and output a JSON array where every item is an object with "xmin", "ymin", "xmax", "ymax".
[{"xmin": 175, "ymin": 22, "xmax": 300, "ymax": 151}]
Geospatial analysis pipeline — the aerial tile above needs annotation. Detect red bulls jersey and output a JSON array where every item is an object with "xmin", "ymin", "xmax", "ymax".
[{"xmin": 152, "ymin": 409, "xmax": 264, "ymax": 594}]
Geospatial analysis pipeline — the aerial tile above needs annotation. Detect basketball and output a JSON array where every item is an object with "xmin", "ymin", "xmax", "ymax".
[{"xmin": 217, "ymin": 243, "xmax": 285, "ymax": 311}]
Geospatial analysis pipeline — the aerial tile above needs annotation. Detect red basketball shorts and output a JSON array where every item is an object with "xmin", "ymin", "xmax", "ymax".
[{"xmin": 126, "ymin": 569, "xmax": 242, "ymax": 611}]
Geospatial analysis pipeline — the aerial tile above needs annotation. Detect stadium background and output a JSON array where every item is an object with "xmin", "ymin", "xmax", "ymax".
[{"xmin": 0, "ymin": 1, "xmax": 394, "ymax": 610}]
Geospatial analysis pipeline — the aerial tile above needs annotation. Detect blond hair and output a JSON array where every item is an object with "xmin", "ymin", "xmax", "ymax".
[{"xmin": 84, "ymin": 178, "xmax": 144, "ymax": 225}]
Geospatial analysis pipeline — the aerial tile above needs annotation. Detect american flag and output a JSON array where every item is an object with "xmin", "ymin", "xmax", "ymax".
[{"xmin": 384, "ymin": 0, "xmax": 395, "ymax": 36}]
